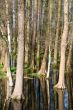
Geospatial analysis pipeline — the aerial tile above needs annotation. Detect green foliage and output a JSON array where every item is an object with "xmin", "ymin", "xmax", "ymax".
[
  {"xmin": 0, "ymin": 71, "xmax": 6, "ymax": 79},
  {"xmin": 28, "ymin": 73, "xmax": 46, "ymax": 78},
  {"xmin": 0, "ymin": 64, "xmax": 4, "ymax": 69},
  {"xmin": 24, "ymin": 63, "xmax": 33, "ymax": 74},
  {"xmin": 11, "ymin": 67, "xmax": 16, "ymax": 74},
  {"xmin": 0, "ymin": 64, "xmax": 7, "ymax": 79}
]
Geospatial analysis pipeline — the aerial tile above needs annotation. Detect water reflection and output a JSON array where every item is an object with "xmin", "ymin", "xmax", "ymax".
[
  {"xmin": 0, "ymin": 75, "xmax": 72, "ymax": 110},
  {"xmin": 55, "ymin": 89, "xmax": 68, "ymax": 110}
]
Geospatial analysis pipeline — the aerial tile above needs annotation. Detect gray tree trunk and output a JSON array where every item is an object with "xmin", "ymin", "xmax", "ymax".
[
  {"xmin": 54, "ymin": 0, "xmax": 68, "ymax": 89},
  {"xmin": 11, "ymin": 0, "xmax": 24, "ymax": 99}
]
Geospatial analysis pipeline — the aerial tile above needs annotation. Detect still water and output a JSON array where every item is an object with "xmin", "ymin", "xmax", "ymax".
[{"xmin": 0, "ymin": 73, "xmax": 73, "ymax": 110}]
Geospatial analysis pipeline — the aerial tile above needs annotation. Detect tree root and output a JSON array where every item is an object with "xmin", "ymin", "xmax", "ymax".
[
  {"xmin": 11, "ymin": 93, "xmax": 25, "ymax": 100},
  {"xmin": 54, "ymin": 82, "xmax": 66, "ymax": 89}
]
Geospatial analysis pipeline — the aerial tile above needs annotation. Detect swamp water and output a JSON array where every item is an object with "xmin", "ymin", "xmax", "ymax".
[{"xmin": 0, "ymin": 73, "xmax": 73, "ymax": 110}]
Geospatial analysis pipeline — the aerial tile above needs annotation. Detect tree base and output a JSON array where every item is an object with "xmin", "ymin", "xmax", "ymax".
[
  {"xmin": 54, "ymin": 82, "xmax": 66, "ymax": 89},
  {"xmin": 11, "ymin": 93, "xmax": 25, "ymax": 100},
  {"xmin": 38, "ymin": 69, "xmax": 46, "ymax": 74}
]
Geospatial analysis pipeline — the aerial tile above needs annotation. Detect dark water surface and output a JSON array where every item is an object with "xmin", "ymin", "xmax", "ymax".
[{"xmin": 0, "ymin": 74, "xmax": 73, "ymax": 110}]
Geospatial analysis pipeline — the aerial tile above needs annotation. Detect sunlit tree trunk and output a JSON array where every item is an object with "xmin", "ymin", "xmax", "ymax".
[
  {"xmin": 54, "ymin": 0, "xmax": 68, "ymax": 89},
  {"xmin": 11, "ymin": 0, "xmax": 24, "ymax": 99},
  {"xmin": 47, "ymin": 46, "xmax": 51, "ymax": 78},
  {"xmin": 46, "ymin": 79, "xmax": 50, "ymax": 109},
  {"xmin": 46, "ymin": 0, "xmax": 53, "ymax": 78},
  {"xmin": 5, "ymin": 0, "xmax": 13, "ymax": 86}
]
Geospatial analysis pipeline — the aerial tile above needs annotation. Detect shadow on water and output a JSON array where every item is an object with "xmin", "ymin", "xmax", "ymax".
[{"xmin": 0, "ymin": 73, "xmax": 73, "ymax": 110}]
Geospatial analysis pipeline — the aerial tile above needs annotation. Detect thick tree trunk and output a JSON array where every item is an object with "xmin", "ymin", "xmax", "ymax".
[
  {"xmin": 54, "ymin": 0, "xmax": 68, "ymax": 89},
  {"xmin": 11, "ymin": 0, "xmax": 24, "ymax": 100},
  {"xmin": 39, "ymin": 40, "xmax": 48, "ymax": 74}
]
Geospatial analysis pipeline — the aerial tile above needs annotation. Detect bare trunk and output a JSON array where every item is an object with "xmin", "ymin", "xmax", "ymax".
[
  {"xmin": 54, "ymin": 0, "xmax": 68, "ymax": 89},
  {"xmin": 66, "ymin": 41, "xmax": 72, "ymax": 73},
  {"xmin": 36, "ymin": 0, "xmax": 41, "ymax": 70},
  {"xmin": 31, "ymin": 0, "xmax": 37, "ymax": 70},
  {"xmin": 47, "ymin": 46, "xmax": 51, "ymax": 78},
  {"xmin": 11, "ymin": 0, "xmax": 24, "ymax": 99},
  {"xmin": 46, "ymin": 0, "xmax": 52, "ymax": 78},
  {"xmin": 54, "ymin": 0, "xmax": 61, "ymax": 65},
  {"xmin": 39, "ymin": 40, "xmax": 48, "ymax": 74},
  {"xmin": 5, "ymin": 0, "xmax": 13, "ymax": 86},
  {"xmin": 25, "ymin": 0, "xmax": 29, "ymax": 64}
]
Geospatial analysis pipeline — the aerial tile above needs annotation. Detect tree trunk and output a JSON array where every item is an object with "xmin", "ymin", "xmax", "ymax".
[
  {"xmin": 39, "ymin": 40, "xmax": 48, "ymax": 74},
  {"xmin": 54, "ymin": 0, "xmax": 68, "ymax": 89},
  {"xmin": 66, "ymin": 41, "xmax": 72, "ymax": 73},
  {"xmin": 36, "ymin": 0, "xmax": 41, "ymax": 70},
  {"xmin": 46, "ymin": 0, "xmax": 53, "ymax": 78},
  {"xmin": 11, "ymin": 0, "xmax": 24, "ymax": 100},
  {"xmin": 5, "ymin": 0, "xmax": 13, "ymax": 86},
  {"xmin": 31, "ymin": 0, "xmax": 37, "ymax": 70},
  {"xmin": 54, "ymin": 0, "xmax": 61, "ymax": 65}
]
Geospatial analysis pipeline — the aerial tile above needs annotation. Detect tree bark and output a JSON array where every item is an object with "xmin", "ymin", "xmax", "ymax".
[
  {"xmin": 11, "ymin": 0, "xmax": 24, "ymax": 99},
  {"xmin": 39, "ymin": 40, "xmax": 48, "ymax": 74},
  {"xmin": 54, "ymin": 0, "xmax": 61, "ymax": 65},
  {"xmin": 5, "ymin": 0, "xmax": 13, "ymax": 86},
  {"xmin": 54, "ymin": 0, "xmax": 68, "ymax": 89}
]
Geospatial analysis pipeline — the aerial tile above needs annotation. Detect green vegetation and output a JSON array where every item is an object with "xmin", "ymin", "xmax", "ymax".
[{"xmin": 0, "ymin": 64, "xmax": 7, "ymax": 79}]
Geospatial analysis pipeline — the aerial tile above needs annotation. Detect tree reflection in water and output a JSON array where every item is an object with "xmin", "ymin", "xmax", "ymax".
[{"xmin": 0, "ymin": 75, "xmax": 72, "ymax": 110}]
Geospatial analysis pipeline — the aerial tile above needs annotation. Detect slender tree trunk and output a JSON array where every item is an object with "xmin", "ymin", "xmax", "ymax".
[
  {"xmin": 46, "ymin": 80, "xmax": 50, "ymax": 109},
  {"xmin": 46, "ymin": 0, "xmax": 53, "ymax": 78},
  {"xmin": 36, "ymin": 0, "xmax": 41, "ymax": 70},
  {"xmin": 5, "ymin": 0, "xmax": 13, "ymax": 86},
  {"xmin": 54, "ymin": 0, "xmax": 61, "ymax": 65},
  {"xmin": 66, "ymin": 41, "xmax": 72, "ymax": 73},
  {"xmin": 25, "ymin": 0, "xmax": 29, "ymax": 64},
  {"xmin": 54, "ymin": 0, "xmax": 68, "ymax": 89},
  {"xmin": 31, "ymin": 0, "xmax": 37, "ymax": 70},
  {"xmin": 47, "ymin": 46, "xmax": 51, "ymax": 78},
  {"xmin": 11, "ymin": 0, "xmax": 24, "ymax": 99},
  {"xmin": 12, "ymin": 0, "xmax": 16, "ymax": 68}
]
